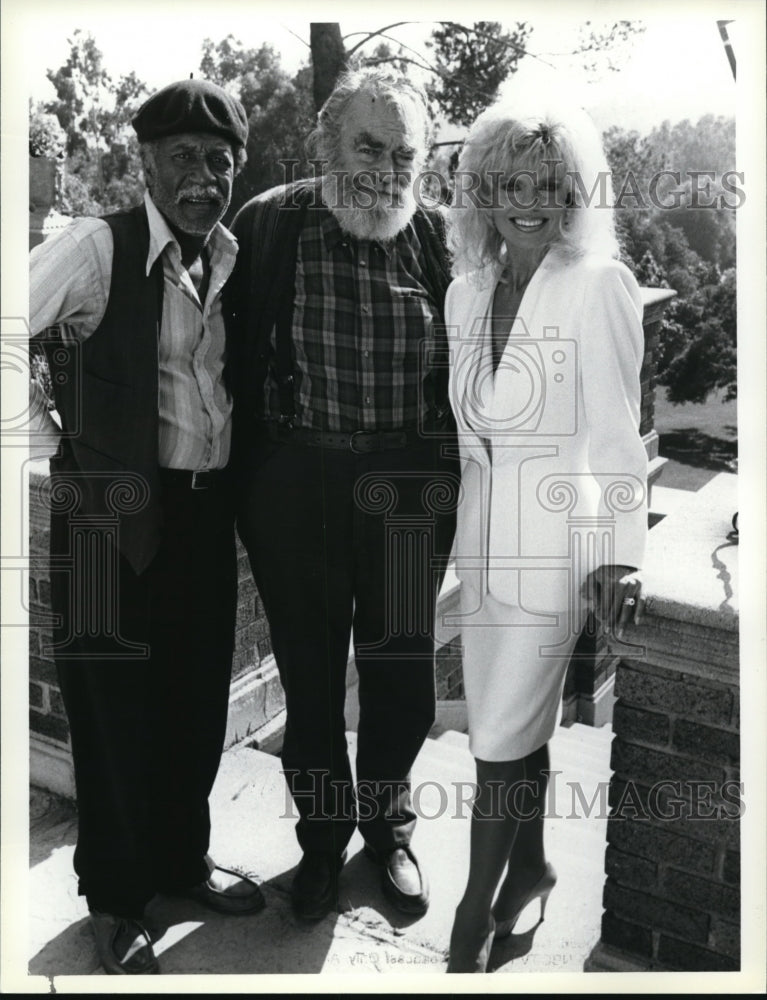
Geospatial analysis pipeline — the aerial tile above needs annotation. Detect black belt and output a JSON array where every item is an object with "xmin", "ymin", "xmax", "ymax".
[
  {"xmin": 159, "ymin": 467, "xmax": 228, "ymax": 490},
  {"xmin": 264, "ymin": 423, "xmax": 431, "ymax": 454}
]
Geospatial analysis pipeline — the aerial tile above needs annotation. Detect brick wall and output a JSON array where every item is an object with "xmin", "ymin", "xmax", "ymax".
[
  {"xmin": 435, "ymin": 637, "xmax": 464, "ymax": 700},
  {"xmin": 602, "ymin": 661, "xmax": 740, "ymax": 970},
  {"xmin": 588, "ymin": 473, "xmax": 740, "ymax": 973}
]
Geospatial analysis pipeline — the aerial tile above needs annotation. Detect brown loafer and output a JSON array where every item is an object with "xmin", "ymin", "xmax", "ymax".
[
  {"xmin": 89, "ymin": 910, "xmax": 159, "ymax": 975},
  {"xmin": 364, "ymin": 844, "xmax": 429, "ymax": 915},
  {"xmin": 177, "ymin": 863, "xmax": 266, "ymax": 916}
]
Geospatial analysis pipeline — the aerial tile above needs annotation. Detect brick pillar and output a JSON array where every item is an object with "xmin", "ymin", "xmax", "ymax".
[
  {"xmin": 587, "ymin": 473, "xmax": 740, "ymax": 972},
  {"xmin": 639, "ymin": 288, "xmax": 675, "ymax": 501}
]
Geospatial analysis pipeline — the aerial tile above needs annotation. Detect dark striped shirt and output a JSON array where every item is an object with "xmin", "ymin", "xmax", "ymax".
[{"xmin": 265, "ymin": 206, "xmax": 440, "ymax": 431}]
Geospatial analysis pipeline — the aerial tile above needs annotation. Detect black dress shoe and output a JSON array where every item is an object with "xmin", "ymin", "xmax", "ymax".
[
  {"xmin": 178, "ymin": 864, "xmax": 266, "ymax": 916},
  {"xmin": 89, "ymin": 910, "xmax": 159, "ymax": 975},
  {"xmin": 291, "ymin": 850, "xmax": 347, "ymax": 921},
  {"xmin": 364, "ymin": 844, "xmax": 429, "ymax": 914}
]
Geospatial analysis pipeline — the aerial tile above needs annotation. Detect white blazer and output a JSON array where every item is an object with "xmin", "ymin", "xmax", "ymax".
[{"xmin": 446, "ymin": 250, "xmax": 648, "ymax": 612}]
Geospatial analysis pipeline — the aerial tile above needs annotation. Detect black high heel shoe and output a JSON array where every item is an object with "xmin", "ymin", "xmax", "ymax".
[
  {"xmin": 492, "ymin": 862, "xmax": 557, "ymax": 939},
  {"xmin": 446, "ymin": 914, "xmax": 495, "ymax": 973}
]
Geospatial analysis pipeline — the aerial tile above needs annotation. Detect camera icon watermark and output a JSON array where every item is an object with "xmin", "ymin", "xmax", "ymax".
[
  {"xmin": 1, "ymin": 316, "xmax": 81, "ymax": 445},
  {"xmin": 445, "ymin": 316, "xmax": 579, "ymax": 439}
]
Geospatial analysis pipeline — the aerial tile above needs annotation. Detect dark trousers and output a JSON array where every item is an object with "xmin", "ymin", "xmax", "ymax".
[
  {"xmin": 237, "ymin": 434, "xmax": 459, "ymax": 856},
  {"xmin": 49, "ymin": 473, "xmax": 237, "ymax": 917}
]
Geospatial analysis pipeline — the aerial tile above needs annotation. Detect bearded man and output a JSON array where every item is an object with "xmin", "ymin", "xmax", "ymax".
[
  {"xmin": 29, "ymin": 79, "xmax": 264, "ymax": 975},
  {"xmin": 226, "ymin": 68, "xmax": 458, "ymax": 921}
]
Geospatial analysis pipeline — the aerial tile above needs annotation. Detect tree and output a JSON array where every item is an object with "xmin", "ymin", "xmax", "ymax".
[
  {"xmin": 45, "ymin": 30, "xmax": 113, "ymax": 156},
  {"xmin": 663, "ymin": 270, "xmax": 737, "ymax": 403},
  {"xmin": 310, "ymin": 23, "xmax": 347, "ymax": 112},
  {"xmin": 198, "ymin": 36, "xmax": 314, "ymax": 215},
  {"xmin": 302, "ymin": 19, "xmax": 649, "ymax": 154},
  {"xmin": 647, "ymin": 114, "xmax": 736, "ymax": 269},
  {"xmin": 40, "ymin": 31, "xmax": 149, "ymax": 215},
  {"xmin": 604, "ymin": 123, "xmax": 737, "ymax": 403},
  {"xmin": 29, "ymin": 107, "xmax": 67, "ymax": 159},
  {"xmin": 573, "ymin": 20, "xmax": 647, "ymax": 79},
  {"xmin": 425, "ymin": 21, "xmax": 531, "ymax": 127}
]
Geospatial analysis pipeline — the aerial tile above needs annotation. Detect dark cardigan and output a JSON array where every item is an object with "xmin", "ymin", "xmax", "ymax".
[{"xmin": 224, "ymin": 178, "xmax": 453, "ymax": 439}]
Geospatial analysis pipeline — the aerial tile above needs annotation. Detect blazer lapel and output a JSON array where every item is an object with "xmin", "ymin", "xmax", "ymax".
[
  {"xmin": 489, "ymin": 254, "xmax": 552, "ymax": 432},
  {"xmin": 455, "ymin": 281, "xmax": 495, "ymax": 438}
]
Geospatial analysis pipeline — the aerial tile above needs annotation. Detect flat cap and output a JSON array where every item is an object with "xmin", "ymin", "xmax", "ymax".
[{"xmin": 132, "ymin": 79, "xmax": 248, "ymax": 148}]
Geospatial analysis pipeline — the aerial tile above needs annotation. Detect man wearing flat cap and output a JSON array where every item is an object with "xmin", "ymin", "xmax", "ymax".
[{"xmin": 29, "ymin": 79, "xmax": 262, "ymax": 975}]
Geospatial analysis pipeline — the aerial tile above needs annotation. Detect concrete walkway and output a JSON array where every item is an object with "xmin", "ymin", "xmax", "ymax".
[{"xmin": 25, "ymin": 721, "xmax": 614, "ymax": 986}]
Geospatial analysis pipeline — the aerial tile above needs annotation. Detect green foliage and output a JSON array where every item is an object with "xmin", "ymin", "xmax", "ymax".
[
  {"xmin": 576, "ymin": 21, "xmax": 647, "ymax": 78},
  {"xmin": 426, "ymin": 21, "xmax": 531, "ymax": 128},
  {"xmin": 647, "ymin": 114, "xmax": 736, "ymax": 269},
  {"xmin": 199, "ymin": 36, "xmax": 314, "ymax": 216},
  {"xmin": 45, "ymin": 30, "xmax": 112, "ymax": 155},
  {"xmin": 648, "ymin": 114, "xmax": 735, "ymax": 179},
  {"xmin": 665, "ymin": 268, "xmax": 737, "ymax": 403},
  {"xmin": 39, "ymin": 30, "xmax": 149, "ymax": 217},
  {"xmin": 604, "ymin": 120, "xmax": 737, "ymax": 403},
  {"xmin": 29, "ymin": 109, "xmax": 67, "ymax": 159}
]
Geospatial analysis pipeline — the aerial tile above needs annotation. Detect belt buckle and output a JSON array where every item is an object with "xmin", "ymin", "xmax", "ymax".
[
  {"xmin": 190, "ymin": 470, "xmax": 206, "ymax": 490},
  {"xmin": 349, "ymin": 430, "xmax": 370, "ymax": 454}
]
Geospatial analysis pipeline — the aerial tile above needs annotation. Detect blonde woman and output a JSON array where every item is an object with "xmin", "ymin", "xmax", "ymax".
[{"xmin": 444, "ymin": 99, "xmax": 648, "ymax": 972}]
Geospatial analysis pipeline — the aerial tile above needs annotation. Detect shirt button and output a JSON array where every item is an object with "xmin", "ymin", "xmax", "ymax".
[
  {"xmin": 363, "ymin": 350, "xmax": 369, "ymax": 358},
  {"xmin": 360, "ymin": 260, "xmax": 367, "ymax": 267},
  {"xmin": 362, "ymin": 306, "xmax": 370, "ymax": 314},
  {"xmin": 365, "ymin": 396, "xmax": 371, "ymax": 404}
]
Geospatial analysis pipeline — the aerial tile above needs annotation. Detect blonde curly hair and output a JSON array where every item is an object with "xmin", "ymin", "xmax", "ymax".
[{"xmin": 448, "ymin": 98, "xmax": 618, "ymax": 280}]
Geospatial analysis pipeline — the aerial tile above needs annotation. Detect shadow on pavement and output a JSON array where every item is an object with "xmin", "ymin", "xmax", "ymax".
[
  {"xmin": 28, "ymin": 853, "xmax": 427, "ymax": 976},
  {"xmin": 30, "ymin": 789, "xmax": 77, "ymax": 868},
  {"xmin": 659, "ymin": 428, "xmax": 737, "ymax": 471}
]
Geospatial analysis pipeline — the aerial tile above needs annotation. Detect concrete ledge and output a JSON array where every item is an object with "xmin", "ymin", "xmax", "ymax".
[
  {"xmin": 30, "ymin": 734, "xmax": 75, "ymax": 799},
  {"xmin": 244, "ymin": 708, "xmax": 286, "ymax": 756},
  {"xmin": 635, "ymin": 474, "xmax": 739, "ymax": 633}
]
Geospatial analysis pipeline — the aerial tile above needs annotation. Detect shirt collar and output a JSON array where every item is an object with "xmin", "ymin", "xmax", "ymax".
[{"xmin": 143, "ymin": 191, "xmax": 237, "ymax": 275}]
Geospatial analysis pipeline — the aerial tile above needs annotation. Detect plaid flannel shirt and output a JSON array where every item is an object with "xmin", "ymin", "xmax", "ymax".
[{"xmin": 264, "ymin": 206, "xmax": 440, "ymax": 432}]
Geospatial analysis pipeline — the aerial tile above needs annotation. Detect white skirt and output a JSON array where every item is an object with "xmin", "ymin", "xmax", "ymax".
[{"xmin": 458, "ymin": 586, "xmax": 583, "ymax": 762}]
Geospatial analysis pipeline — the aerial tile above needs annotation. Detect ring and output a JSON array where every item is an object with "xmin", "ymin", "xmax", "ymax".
[{"xmin": 622, "ymin": 597, "xmax": 636, "ymax": 607}]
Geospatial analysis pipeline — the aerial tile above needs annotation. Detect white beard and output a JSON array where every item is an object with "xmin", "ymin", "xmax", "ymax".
[{"xmin": 321, "ymin": 171, "xmax": 417, "ymax": 242}]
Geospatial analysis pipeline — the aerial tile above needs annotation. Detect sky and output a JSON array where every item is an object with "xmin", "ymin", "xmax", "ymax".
[{"xmin": 14, "ymin": 1, "xmax": 740, "ymax": 137}]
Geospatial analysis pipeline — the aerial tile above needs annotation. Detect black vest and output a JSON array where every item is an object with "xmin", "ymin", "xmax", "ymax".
[{"xmin": 45, "ymin": 204, "xmax": 164, "ymax": 574}]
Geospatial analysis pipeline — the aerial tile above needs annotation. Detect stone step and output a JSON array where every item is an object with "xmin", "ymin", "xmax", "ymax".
[{"xmin": 29, "ymin": 721, "xmax": 613, "ymax": 977}]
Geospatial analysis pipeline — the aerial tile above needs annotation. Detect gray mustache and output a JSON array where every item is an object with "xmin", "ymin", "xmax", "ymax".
[{"xmin": 177, "ymin": 186, "xmax": 222, "ymax": 203}]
